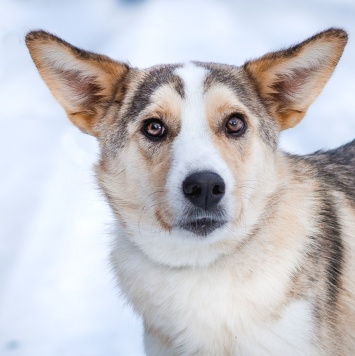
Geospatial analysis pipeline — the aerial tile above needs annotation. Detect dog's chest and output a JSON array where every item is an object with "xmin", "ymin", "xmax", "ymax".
[{"xmin": 115, "ymin": 246, "xmax": 315, "ymax": 355}]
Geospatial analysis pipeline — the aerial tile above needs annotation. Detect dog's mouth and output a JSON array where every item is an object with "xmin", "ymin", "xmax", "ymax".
[{"xmin": 179, "ymin": 217, "xmax": 227, "ymax": 236}]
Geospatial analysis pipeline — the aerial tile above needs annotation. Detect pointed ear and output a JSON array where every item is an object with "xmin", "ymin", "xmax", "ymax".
[
  {"xmin": 26, "ymin": 30, "xmax": 130, "ymax": 136},
  {"xmin": 244, "ymin": 28, "xmax": 347, "ymax": 130}
]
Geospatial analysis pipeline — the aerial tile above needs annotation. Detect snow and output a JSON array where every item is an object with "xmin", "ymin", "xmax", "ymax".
[{"xmin": 0, "ymin": 0, "xmax": 354, "ymax": 355}]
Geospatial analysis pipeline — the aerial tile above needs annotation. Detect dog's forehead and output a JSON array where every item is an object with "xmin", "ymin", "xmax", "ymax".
[
  {"xmin": 125, "ymin": 64, "xmax": 184, "ymax": 120},
  {"xmin": 108, "ymin": 61, "xmax": 277, "ymax": 150},
  {"xmin": 126, "ymin": 61, "xmax": 251, "ymax": 118}
]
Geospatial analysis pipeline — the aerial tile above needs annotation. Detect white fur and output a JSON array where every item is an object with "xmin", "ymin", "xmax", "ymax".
[
  {"xmin": 28, "ymin": 30, "xmax": 353, "ymax": 355},
  {"xmin": 125, "ymin": 63, "xmax": 239, "ymax": 268},
  {"xmin": 37, "ymin": 44, "xmax": 103, "ymax": 110},
  {"xmin": 38, "ymin": 44, "xmax": 98, "ymax": 77},
  {"xmin": 166, "ymin": 63, "xmax": 235, "ymax": 223},
  {"xmin": 108, "ymin": 63, "xmax": 322, "ymax": 355},
  {"xmin": 104, "ymin": 63, "xmax": 321, "ymax": 355},
  {"xmin": 112, "ymin": 223, "xmax": 315, "ymax": 355}
]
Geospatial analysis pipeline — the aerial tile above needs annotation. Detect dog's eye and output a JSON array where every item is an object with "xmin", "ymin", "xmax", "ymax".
[
  {"xmin": 225, "ymin": 115, "xmax": 246, "ymax": 136},
  {"xmin": 142, "ymin": 119, "xmax": 167, "ymax": 140}
]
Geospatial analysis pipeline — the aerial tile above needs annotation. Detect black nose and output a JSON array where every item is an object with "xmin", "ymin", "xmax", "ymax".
[{"xmin": 182, "ymin": 171, "xmax": 225, "ymax": 211}]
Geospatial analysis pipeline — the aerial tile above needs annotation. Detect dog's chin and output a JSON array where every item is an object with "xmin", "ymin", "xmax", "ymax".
[{"xmin": 179, "ymin": 218, "xmax": 227, "ymax": 237}]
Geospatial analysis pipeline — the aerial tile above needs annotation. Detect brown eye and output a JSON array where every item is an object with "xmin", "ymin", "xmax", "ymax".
[
  {"xmin": 142, "ymin": 119, "xmax": 167, "ymax": 141},
  {"xmin": 225, "ymin": 114, "xmax": 246, "ymax": 136}
]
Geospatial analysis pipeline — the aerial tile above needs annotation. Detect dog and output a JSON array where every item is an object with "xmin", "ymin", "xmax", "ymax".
[{"xmin": 26, "ymin": 28, "xmax": 354, "ymax": 355}]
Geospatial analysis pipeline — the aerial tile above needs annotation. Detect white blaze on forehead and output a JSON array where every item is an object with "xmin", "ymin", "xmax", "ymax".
[
  {"xmin": 173, "ymin": 62, "xmax": 226, "ymax": 170},
  {"xmin": 175, "ymin": 63, "xmax": 210, "ymax": 138},
  {"xmin": 166, "ymin": 63, "xmax": 234, "ymax": 218}
]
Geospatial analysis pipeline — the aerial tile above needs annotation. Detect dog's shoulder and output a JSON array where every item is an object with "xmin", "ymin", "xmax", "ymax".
[
  {"xmin": 309, "ymin": 139, "xmax": 355, "ymax": 168},
  {"xmin": 291, "ymin": 139, "xmax": 355, "ymax": 203}
]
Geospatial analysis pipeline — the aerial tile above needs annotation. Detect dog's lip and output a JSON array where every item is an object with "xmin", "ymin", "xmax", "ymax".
[{"xmin": 178, "ymin": 217, "xmax": 227, "ymax": 237}]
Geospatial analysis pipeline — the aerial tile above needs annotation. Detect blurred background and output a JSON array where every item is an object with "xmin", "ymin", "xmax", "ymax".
[{"xmin": 0, "ymin": 0, "xmax": 354, "ymax": 355}]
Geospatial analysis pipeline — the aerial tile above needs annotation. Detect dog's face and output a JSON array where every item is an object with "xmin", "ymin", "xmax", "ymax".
[
  {"xmin": 95, "ymin": 62, "xmax": 280, "ymax": 266},
  {"xmin": 26, "ymin": 29, "xmax": 347, "ymax": 266}
]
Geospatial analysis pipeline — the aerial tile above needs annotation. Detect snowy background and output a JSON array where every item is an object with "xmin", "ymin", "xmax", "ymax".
[{"xmin": 0, "ymin": 0, "xmax": 354, "ymax": 355}]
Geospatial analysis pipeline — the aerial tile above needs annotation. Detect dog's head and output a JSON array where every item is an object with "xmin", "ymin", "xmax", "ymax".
[{"xmin": 26, "ymin": 29, "xmax": 347, "ymax": 267}]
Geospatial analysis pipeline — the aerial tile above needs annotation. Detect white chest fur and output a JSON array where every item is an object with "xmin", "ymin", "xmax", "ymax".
[{"xmin": 112, "ymin": 234, "xmax": 315, "ymax": 356}]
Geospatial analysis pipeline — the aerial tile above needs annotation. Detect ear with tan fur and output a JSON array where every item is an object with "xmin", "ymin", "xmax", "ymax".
[
  {"xmin": 244, "ymin": 28, "xmax": 347, "ymax": 130},
  {"xmin": 26, "ymin": 30, "xmax": 130, "ymax": 136}
]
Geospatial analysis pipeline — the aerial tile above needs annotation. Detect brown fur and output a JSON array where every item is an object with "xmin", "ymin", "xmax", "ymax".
[
  {"xmin": 244, "ymin": 29, "xmax": 348, "ymax": 129},
  {"xmin": 26, "ymin": 28, "xmax": 354, "ymax": 354},
  {"xmin": 26, "ymin": 30, "xmax": 130, "ymax": 135}
]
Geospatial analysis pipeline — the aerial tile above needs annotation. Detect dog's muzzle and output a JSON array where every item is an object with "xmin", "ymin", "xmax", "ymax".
[{"xmin": 179, "ymin": 171, "xmax": 227, "ymax": 236}]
